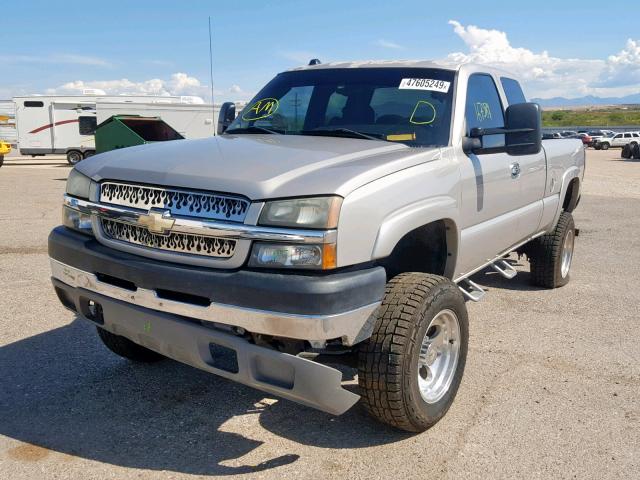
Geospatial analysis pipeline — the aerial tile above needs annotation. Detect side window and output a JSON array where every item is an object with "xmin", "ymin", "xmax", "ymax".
[
  {"xmin": 24, "ymin": 101, "xmax": 44, "ymax": 108},
  {"xmin": 78, "ymin": 116, "xmax": 97, "ymax": 136},
  {"xmin": 500, "ymin": 77, "xmax": 527, "ymax": 105},
  {"xmin": 614, "ymin": 134, "xmax": 622, "ymax": 139},
  {"xmin": 624, "ymin": 133, "xmax": 631, "ymax": 138},
  {"xmin": 465, "ymin": 74, "xmax": 505, "ymax": 150}
]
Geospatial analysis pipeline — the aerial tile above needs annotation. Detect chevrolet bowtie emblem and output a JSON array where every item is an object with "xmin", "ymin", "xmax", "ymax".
[{"xmin": 137, "ymin": 209, "xmax": 175, "ymax": 235}]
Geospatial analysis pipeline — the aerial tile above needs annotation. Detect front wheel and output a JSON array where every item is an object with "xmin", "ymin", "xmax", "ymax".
[
  {"xmin": 358, "ymin": 273, "xmax": 469, "ymax": 432},
  {"xmin": 600, "ymin": 142, "xmax": 609, "ymax": 151}
]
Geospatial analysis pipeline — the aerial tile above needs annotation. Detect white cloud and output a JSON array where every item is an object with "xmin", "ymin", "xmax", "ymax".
[
  {"xmin": 46, "ymin": 73, "xmax": 211, "ymax": 98},
  {"xmin": 44, "ymin": 73, "xmax": 254, "ymax": 102},
  {"xmin": 0, "ymin": 53, "xmax": 111, "ymax": 67},
  {"xmin": 446, "ymin": 20, "xmax": 607, "ymax": 98},
  {"xmin": 374, "ymin": 39, "xmax": 404, "ymax": 50},
  {"xmin": 598, "ymin": 39, "xmax": 640, "ymax": 88}
]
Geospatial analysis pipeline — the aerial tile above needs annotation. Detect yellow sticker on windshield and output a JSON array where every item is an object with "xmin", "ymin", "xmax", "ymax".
[
  {"xmin": 242, "ymin": 98, "xmax": 280, "ymax": 121},
  {"xmin": 409, "ymin": 101, "xmax": 436, "ymax": 125},
  {"xmin": 387, "ymin": 133, "xmax": 416, "ymax": 141}
]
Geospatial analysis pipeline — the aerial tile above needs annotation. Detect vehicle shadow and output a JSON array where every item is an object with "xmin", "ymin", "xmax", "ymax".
[{"xmin": 0, "ymin": 319, "xmax": 408, "ymax": 476}]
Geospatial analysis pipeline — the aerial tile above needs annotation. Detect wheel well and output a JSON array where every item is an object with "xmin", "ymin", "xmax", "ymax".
[
  {"xmin": 377, "ymin": 220, "xmax": 454, "ymax": 280},
  {"xmin": 563, "ymin": 178, "xmax": 580, "ymax": 212}
]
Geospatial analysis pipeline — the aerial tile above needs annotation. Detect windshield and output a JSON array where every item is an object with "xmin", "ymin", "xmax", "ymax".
[{"xmin": 227, "ymin": 67, "xmax": 456, "ymax": 147}]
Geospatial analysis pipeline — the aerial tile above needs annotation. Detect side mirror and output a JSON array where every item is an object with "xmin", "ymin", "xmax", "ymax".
[
  {"xmin": 463, "ymin": 102, "xmax": 542, "ymax": 156},
  {"xmin": 505, "ymin": 102, "xmax": 542, "ymax": 156},
  {"xmin": 217, "ymin": 102, "xmax": 236, "ymax": 135}
]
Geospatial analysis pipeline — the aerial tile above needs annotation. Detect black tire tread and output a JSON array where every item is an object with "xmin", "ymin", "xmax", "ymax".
[
  {"xmin": 358, "ymin": 273, "xmax": 464, "ymax": 431},
  {"xmin": 96, "ymin": 327, "xmax": 164, "ymax": 362},
  {"xmin": 529, "ymin": 211, "xmax": 574, "ymax": 288}
]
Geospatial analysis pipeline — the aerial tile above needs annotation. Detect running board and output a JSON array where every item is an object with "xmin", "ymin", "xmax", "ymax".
[
  {"xmin": 491, "ymin": 259, "xmax": 518, "ymax": 279},
  {"xmin": 458, "ymin": 279, "xmax": 486, "ymax": 302}
]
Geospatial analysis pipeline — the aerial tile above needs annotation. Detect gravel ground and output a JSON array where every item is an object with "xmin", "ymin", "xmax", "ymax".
[{"xmin": 0, "ymin": 150, "xmax": 638, "ymax": 479}]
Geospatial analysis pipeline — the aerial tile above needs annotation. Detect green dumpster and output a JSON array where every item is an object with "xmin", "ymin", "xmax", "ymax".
[{"xmin": 95, "ymin": 115, "xmax": 184, "ymax": 154}]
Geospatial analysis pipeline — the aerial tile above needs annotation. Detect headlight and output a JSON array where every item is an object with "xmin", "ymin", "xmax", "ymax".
[
  {"xmin": 62, "ymin": 205, "xmax": 93, "ymax": 235},
  {"xmin": 66, "ymin": 169, "xmax": 92, "ymax": 199},
  {"xmin": 249, "ymin": 243, "xmax": 337, "ymax": 270},
  {"xmin": 259, "ymin": 196, "xmax": 342, "ymax": 229}
]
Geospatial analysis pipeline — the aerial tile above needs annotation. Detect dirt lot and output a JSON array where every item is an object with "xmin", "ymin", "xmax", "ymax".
[{"xmin": 0, "ymin": 150, "xmax": 639, "ymax": 479}]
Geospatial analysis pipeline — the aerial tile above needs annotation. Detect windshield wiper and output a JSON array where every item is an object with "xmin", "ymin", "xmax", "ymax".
[
  {"xmin": 300, "ymin": 128, "xmax": 386, "ymax": 141},
  {"xmin": 225, "ymin": 125, "xmax": 284, "ymax": 135}
]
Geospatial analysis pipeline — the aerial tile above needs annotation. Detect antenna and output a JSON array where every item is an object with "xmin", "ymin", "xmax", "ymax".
[{"xmin": 208, "ymin": 16, "xmax": 215, "ymax": 134}]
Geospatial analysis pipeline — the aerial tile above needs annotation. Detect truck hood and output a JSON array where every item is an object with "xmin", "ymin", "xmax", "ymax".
[{"xmin": 77, "ymin": 134, "xmax": 440, "ymax": 199}]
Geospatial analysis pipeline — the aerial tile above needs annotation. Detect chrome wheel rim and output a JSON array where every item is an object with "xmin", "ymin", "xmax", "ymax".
[
  {"xmin": 561, "ymin": 229, "xmax": 575, "ymax": 279},
  {"xmin": 417, "ymin": 309, "xmax": 461, "ymax": 404}
]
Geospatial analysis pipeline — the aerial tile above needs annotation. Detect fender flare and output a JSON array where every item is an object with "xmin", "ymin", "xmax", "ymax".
[
  {"xmin": 371, "ymin": 196, "xmax": 459, "ymax": 278},
  {"xmin": 552, "ymin": 167, "xmax": 581, "ymax": 227}
]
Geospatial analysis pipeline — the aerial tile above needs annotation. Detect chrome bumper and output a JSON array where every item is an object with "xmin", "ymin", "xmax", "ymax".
[{"xmin": 50, "ymin": 259, "xmax": 379, "ymax": 345}]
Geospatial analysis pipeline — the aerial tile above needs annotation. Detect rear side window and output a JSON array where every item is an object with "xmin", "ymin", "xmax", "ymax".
[
  {"xmin": 78, "ymin": 116, "xmax": 97, "ymax": 135},
  {"xmin": 24, "ymin": 101, "xmax": 44, "ymax": 108},
  {"xmin": 500, "ymin": 78, "xmax": 527, "ymax": 105},
  {"xmin": 624, "ymin": 133, "xmax": 631, "ymax": 138},
  {"xmin": 465, "ymin": 74, "xmax": 505, "ymax": 150}
]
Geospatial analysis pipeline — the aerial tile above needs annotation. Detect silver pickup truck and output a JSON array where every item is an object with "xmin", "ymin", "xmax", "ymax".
[{"xmin": 49, "ymin": 60, "xmax": 585, "ymax": 432}]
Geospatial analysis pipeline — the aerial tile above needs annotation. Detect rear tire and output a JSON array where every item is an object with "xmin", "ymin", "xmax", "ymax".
[
  {"xmin": 66, "ymin": 150, "xmax": 83, "ymax": 166},
  {"xmin": 97, "ymin": 327, "xmax": 165, "ymax": 362},
  {"xmin": 529, "ymin": 211, "xmax": 575, "ymax": 288},
  {"xmin": 358, "ymin": 273, "xmax": 469, "ymax": 432},
  {"xmin": 83, "ymin": 150, "xmax": 95, "ymax": 159}
]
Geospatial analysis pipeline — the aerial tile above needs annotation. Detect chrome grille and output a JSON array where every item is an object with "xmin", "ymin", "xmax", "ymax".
[
  {"xmin": 100, "ymin": 218, "xmax": 236, "ymax": 258},
  {"xmin": 100, "ymin": 182, "xmax": 250, "ymax": 222}
]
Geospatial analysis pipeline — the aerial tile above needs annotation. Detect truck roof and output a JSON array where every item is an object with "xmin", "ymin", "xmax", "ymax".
[{"xmin": 288, "ymin": 60, "xmax": 516, "ymax": 78}]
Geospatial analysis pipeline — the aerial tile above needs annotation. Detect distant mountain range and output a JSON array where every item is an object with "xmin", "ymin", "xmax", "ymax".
[{"xmin": 533, "ymin": 94, "xmax": 640, "ymax": 108}]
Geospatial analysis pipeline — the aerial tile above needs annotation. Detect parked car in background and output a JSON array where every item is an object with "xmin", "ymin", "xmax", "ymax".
[
  {"xmin": 577, "ymin": 133, "xmax": 592, "ymax": 146},
  {"xmin": 594, "ymin": 131, "xmax": 640, "ymax": 150},
  {"xmin": 543, "ymin": 132, "xmax": 563, "ymax": 139},
  {"xmin": 0, "ymin": 140, "xmax": 10, "ymax": 167},
  {"xmin": 560, "ymin": 131, "xmax": 579, "ymax": 138}
]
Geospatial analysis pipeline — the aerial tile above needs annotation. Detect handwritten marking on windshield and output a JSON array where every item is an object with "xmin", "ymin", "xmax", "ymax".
[
  {"xmin": 410, "ymin": 101, "xmax": 436, "ymax": 125},
  {"xmin": 242, "ymin": 98, "xmax": 280, "ymax": 121}
]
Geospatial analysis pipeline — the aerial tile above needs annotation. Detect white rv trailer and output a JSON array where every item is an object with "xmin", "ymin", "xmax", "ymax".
[{"xmin": 13, "ymin": 95, "xmax": 227, "ymax": 165}]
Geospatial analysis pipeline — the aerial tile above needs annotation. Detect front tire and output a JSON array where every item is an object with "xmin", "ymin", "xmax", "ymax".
[
  {"xmin": 358, "ymin": 273, "xmax": 469, "ymax": 432},
  {"xmin": 600, "ymin": 142, "xmax": 609, "ymax": 151},
  {"xmin": 529, "ymin": 211, "xmax": 575, "ymax": 288},
  {"xmin": 97, "ymin": 327, "xmax": 165, "ymax": 362}
]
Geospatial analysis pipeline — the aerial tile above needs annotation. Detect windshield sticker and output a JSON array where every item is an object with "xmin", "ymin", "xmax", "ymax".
[
  {"xmin": 387, "ymin": 133, "xmax": 416, "ymax": 142},
  {"xmin": 242, "ymin": 98, "xmax": 280, "ymax": 121},
  {"xmin": 409, "ymin": 101, "xmax": 436, "ymax": 125},
  {"xmin": 399, "ymin": 78, "xmax": 450, "ymax": 93},
  {"xmin": 474, "ymin": 102, "xmax": 492, "ymax": 122}
]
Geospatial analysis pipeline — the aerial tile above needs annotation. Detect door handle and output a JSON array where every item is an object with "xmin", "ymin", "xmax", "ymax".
[{"xmin": 510, "ymin": 162, "xmax": 521, "ymax": 179}]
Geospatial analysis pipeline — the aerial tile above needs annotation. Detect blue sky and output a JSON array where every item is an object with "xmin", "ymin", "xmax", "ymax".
[{"xmin": 3, "ymin": 0, "xmax": 640, "ymax": 101}]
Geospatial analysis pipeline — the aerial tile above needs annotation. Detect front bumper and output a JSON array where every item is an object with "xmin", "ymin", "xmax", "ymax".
[
  {"xmin": 49, "ymin": 226, "xmax": 385, "ymax": 344},
  {"xmin": 52, "ymin": 278, "xmax": 360, "ymax": 415}
]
